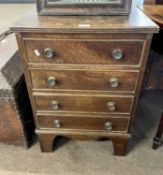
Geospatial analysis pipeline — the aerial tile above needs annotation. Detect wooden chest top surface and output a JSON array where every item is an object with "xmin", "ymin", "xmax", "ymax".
[
  {"xmin": 11, "ymin": 7, "xmax": 159, "ymax": 33},
  {"xmin": 139, "ymin": 5, "xmax": 163, "ymax": 28}
]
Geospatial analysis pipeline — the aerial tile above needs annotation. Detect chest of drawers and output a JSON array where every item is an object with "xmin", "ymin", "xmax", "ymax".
[{"xmin": 11, "ymin": 8, "xmax": 159, "ymax": 156}]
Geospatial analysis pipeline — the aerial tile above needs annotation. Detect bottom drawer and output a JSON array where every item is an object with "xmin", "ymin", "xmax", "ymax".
[{"xmin": 37, "ymin": 115, "xmax": 130, "ymax": 132}]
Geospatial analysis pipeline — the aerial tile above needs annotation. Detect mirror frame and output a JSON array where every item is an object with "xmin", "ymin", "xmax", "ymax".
[{"xmin": 36, "ymin": 0, "xmax": 132, "ymax": 15}]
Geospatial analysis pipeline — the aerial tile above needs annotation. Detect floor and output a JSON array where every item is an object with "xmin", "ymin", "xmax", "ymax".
[
  {"xmin": 0, "ymin": 4, "xmax": 163, "ymax": 175},
  {"xmin": 0, "ymin": 91, "xmax": 162, "ymax": 175},
  {"xmin": 0, "ymin": 33, "xmax": 18, "ymax": 91},
  {"xmin": 0, "ymin": 4, "xmax": 34, "ymax": 35}
]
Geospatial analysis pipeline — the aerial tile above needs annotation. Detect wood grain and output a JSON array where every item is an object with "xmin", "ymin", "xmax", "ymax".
[
  {"xmin": 36, "ymin": 129, "xmax": 131, "ymax": 155},
  {"xmin": 24, "ymin": 39, "xmax": 144, "ymax": 65},
  {"xmin": 139, "ymin": 5, "xmax": 163, "ymax": 28},
  {"xmin": 30, "ymin": 69, "xmax": 139, "ymax": 93},
  {"xmin": 10, "ymin": 7, "xmax": 159, "ymax": 34},
  {"xmin": 34, "ymin": 92, "xmax": 134, "ymax": 114},
  {"xmin": 37, "ymin": 114, "xmax": 129, "ymax": 132}
]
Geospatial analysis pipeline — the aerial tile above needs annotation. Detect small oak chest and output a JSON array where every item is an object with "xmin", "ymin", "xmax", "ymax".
[{"xmin": 11, "ymin": 7, "xmax": 159, "ymax": 155}]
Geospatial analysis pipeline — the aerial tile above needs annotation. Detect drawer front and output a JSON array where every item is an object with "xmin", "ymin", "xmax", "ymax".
[
  {"xmin": 37, "ymin": 115, "xmax": 130, "ymax": 132},
  {"xmin": 25, "ymin": 39, "xmax": 143, "ymax": 65},
  {"xmin": 30, "ymin": 70, "xmax": 139, "ymax": 92},
  {"xmin": 34, "ymin": 93, "xmax": 134, "ymax": 114}
]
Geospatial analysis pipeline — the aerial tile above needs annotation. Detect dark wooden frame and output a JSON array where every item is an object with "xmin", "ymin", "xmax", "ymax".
[{"xmin": 36, "ymin": 0, "xmax": 132, "ymax": 15}]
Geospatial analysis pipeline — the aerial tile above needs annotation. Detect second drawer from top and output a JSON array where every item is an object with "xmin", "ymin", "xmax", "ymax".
[{"xmin": 30, "ymin": 69, "xmax": 139, "ymax": 93}]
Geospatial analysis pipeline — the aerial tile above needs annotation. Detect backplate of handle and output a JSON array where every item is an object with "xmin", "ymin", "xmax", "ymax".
[
  {"xmin": 112, "ymin": 49, "xmax": 123, "ymax": 60},
  {"xmin": 109, "ymin": 78, "xmax": 119, "ymax": 88},
  {"xmin": 51, "ymin": 100, "xmax": 59, "ymax": 110},
  {"xmin": 54, "ymin": 119, "xmax": 62, "ymax": 128},
  {"xmin": 44, "ymin": 48, "xmax": 54, "ymax": 58},
  {"xmin": 47, "ymin": 76, "xmax": 57, "ymax": 86},
  {"xmin": 105, "ymin": 121, "xmax": 113, "ymax": 131},
  {"xmin": 106, "ymin": 101, "xmax": 116, "ymax": 111}
]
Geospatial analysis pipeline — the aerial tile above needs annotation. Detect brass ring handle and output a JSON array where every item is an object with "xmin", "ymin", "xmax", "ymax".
[
  {"xmin": 44, "ymin": 48, "xmax": 54, "ymax": 58},
  {"xmin": 51, "ymin": 100, "xmax": 59, "ymax": 110},
  {"xmin": 105, "ymin": 122, "xmax": 113, "ymax": 131},
  {"xmin": 106, "ymin": 102, "xmax": 116, "ymax": 111},
  {"xmin": 54, "ymin": 119, "xmax": 61, "ymax": 128},
  {"xmin": 109, "ymin": 78, "xmax": 119, "ymax": 88},
  {"xmin": 112, "ymin": 49, "xmax": 123, "ymax": 60},
  {"xmin": 47, "ymin": 76, "xmax": 57, "ymax": 86}
]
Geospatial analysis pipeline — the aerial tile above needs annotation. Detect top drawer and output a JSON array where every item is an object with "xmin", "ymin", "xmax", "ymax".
[{"xmin": 24, "ymin": 39, "xmax": 144, "ymax": 66}]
